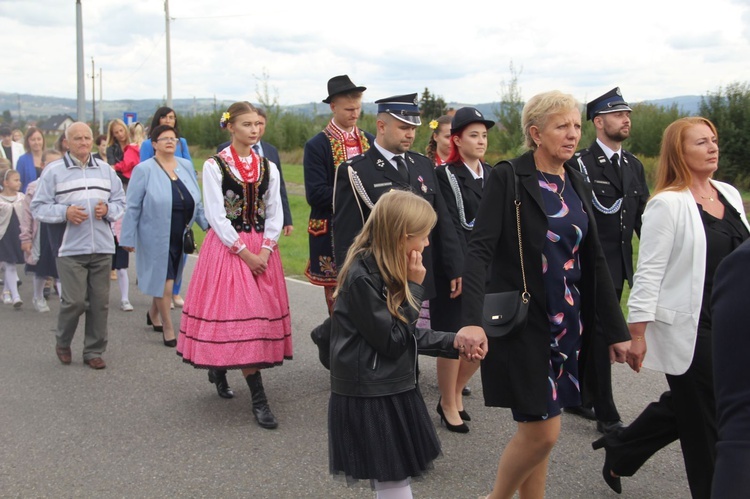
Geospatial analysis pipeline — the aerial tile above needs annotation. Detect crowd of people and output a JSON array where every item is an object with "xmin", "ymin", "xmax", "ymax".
[{"xmin": 0, "ymin": 77, "xmax": 747, "ymax": 498}]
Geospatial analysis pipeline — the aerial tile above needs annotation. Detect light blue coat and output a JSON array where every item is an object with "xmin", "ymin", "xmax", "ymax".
[{"xmin": 120, "ymin": 157, "xmax": 208, "ymax": 297}]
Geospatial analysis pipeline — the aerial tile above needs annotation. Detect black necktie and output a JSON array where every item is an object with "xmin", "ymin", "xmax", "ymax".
[
  {"xmin": 394, "ymin": 155, "xmax": 409, "ymax": 182},
  {"xmin": 253, "ymin": 144, "xmax": 262, "ymax": 157},
  {"xmin": 611, "ymin": 153, "xmax": 621, "ymax": 180}
]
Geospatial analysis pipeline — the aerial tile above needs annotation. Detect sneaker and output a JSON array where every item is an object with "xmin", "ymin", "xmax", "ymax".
[
  {"xmin": 120, "ymin": 300, "xmax": 134, "ymax": 312},
  {"xmin": 33, "ymin": 297, "xmax": 50, "ymax": 313},
  {"xmin": 2, "ymin": 291, "xmax": 11, "ymax": 304},
  {"xmin": 12, "ymin": 297, "xmax": 22, "ymax": 309}
]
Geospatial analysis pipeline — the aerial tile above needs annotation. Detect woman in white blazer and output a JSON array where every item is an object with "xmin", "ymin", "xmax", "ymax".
[{"xmin": 592, "ymin": 117, "xmax": 750, "ymax": 498}]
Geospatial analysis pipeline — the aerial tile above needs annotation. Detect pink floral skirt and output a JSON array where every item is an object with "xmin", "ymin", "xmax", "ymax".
[{"xmin": 177, "ymin": 229, "xmax": 292, "ymax": 369}]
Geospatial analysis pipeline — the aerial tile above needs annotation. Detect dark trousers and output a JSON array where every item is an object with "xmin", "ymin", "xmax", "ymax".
[
  {"xmin": 605, "ymin": 329, "xmax": 716, "ymax": 499},
  {"xmin": 585, "ymin": 287, "xmax": 623, "ymax": 422}
]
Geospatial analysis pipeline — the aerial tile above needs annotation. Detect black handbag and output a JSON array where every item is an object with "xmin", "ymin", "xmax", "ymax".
[
  {"xmin": 482, "ymin": 160, "xmax": 530, "ymax": 339},
  {"xmin": 183, "ymin": 227, "xmax": 196, "ymax": 254}
]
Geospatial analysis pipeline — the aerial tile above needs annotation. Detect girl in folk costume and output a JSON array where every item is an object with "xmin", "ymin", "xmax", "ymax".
[
  {"xmin": 177, "ymin": 102, "xmax": 291, "ymax": 429},
  {"xmin": 0, "ymin": 168, "xmax": 26, "ymax": 308},
  {"xmin": 425, "ymin": 115, "xmax": 453, "ymax": 167}
]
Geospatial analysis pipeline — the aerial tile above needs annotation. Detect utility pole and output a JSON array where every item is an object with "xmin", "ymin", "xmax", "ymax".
[
  {"xmin": 17, "ymin": 94, "xmax": 21, "ymax": 122},
  {"xmin": 76, "ymin": 0, "xmax": 85, "ymax": 122},
  {"xmin": 91, "ymin": 57, "xmax": 96, "ymax": 131},
  {"xmin": 99, "ymin": 68, "xmax": 103, "ymax": 134},
  {"xmin": 164, "ymin": 0, "xmax": 172, "ymax": 108}
]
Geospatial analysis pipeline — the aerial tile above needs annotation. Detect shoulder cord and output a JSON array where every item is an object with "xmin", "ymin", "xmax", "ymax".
[
  {"xmin": 446, "ymin": 168, "xmax": 474, "ymax": 230},
  {"xmin": 576, "ymin": 156, "xmax": 622, "ymax": 215}
]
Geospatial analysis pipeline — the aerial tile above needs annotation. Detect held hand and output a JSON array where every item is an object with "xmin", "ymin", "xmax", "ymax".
[
  {"xmin": 625, "ymin": 322, "xmax": 648, "ymax": 373},
  {"xmin": 66, "ymin": 205, "xmax": 88, "ymax": 225},
  {"xmin": 406, "ymin": 250, "xmax": 426, "ymax": 285},
  {"xmin": 21, "ymin": 242, "xmax": 32, "ymax": 253},
  {"xmin": 609, "ymin": 340, "xmax": 631, "ymax": 365},
  {"xmin": 94, "ymin": 200, "xmax": 108, "ymax": 220},
  {"xmin": 449, "ymin": 277, "xmax": 462, "ymax": 299},
  {"xmin": 626, "ymin": 337, "xmax": 647, "ymax": 373},
  {"xmin": 454, "ymin": 325, "xmax": 488, "ymax": 361},
  {"xmin": 243, "ymin": 252, "xmax": 268, "ymax": 276},
  {"xmin": 122, "ymin": 246, "xmax": 136, "ymax": 253},
  {"xmin": 258, "ymin": 248, "xmax": 271, "ymax": 266},
  {"xmin": 283, "ymin": 225, "xmax": 294, "ymax": 236}
]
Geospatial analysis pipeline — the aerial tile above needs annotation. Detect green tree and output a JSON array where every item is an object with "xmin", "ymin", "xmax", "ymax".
[
  {"xmin": 626, "ymin": 102, "xmax": 686, "ymax": 157},
  {"xmin": 419, "ymin": 88, "xmax": 447, "ymax": 121},
  {"xmin": 494, "ymin": 62, "xmax": 525, "ymax": 156},
  {"xmin": 699, "ymin": 82, "xmax": 750, "ymax": 187},
  {"xmin": 1, "ymin": 110, "xmax": 11, "ymax": 123}
]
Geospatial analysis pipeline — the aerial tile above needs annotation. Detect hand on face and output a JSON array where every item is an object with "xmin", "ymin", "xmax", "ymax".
[{"xmin": 406, "ymin": 250, "xmax": 426, "ymax": 285}]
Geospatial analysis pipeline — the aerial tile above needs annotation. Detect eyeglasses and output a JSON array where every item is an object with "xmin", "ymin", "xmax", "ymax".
[{"xmin": 155, "ymin": 137, "xmax": 178, "ymax": 143}]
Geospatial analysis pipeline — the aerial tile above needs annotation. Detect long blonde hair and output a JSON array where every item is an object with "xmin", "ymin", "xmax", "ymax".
[
  {"xmin": 335, "ymin": 190, "xmax": 437, "ymax": 322},
  {"xmin": 106, "ymin": 119, "xmax": 130, "ymax": 148},
  {"xmin": 653, "ymin": 117, "xmax": 718, "ymax": 196}
]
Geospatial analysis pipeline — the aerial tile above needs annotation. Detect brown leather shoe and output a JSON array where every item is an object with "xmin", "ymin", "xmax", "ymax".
[
  {"xmin": 83, "ymin": 357, "xmax": 106, "ymax": 369},
  {"xmin": 55, "ymin": 346, "xmax": 72, "ymax": 365}
]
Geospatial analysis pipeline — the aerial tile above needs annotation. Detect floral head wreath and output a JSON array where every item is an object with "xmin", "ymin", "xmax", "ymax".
[
  {"xmin": 429, "ymin": 120, "xmax": 439, "ymax": 130},
  {"xmin": 219, "ymin": 111, "xmax": 231, "ymax": 129}
]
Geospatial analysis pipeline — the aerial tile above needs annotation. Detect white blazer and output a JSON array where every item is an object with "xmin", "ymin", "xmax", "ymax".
[
  {"xmin": 1, "ymin": 141, "xmax": 24, "ymax": 169},
  {"xmin": 627, "ymin": 180, "xmax": 750, "ymax": 375}
]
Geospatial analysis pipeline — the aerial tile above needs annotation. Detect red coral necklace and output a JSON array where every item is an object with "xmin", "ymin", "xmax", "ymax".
[{"xmin": 229, "ymin": 144, "xmax": 259, "ymax": 183}]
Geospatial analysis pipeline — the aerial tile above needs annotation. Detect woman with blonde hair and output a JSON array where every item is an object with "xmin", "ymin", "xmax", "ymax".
[
  {"xmin": 457, "ymin": 90, "xmax": 630, "ymax": 498},
  {"xmin": 329, "ymin": 189, "xmax": 478, "ymax": 498},
  {"xmin": 592, "ymin": 117, "xmax": 750, "ymax": 498},
  {"xmin": 106, "ymin": 119, "xmax": 139, "ymax": 186}
]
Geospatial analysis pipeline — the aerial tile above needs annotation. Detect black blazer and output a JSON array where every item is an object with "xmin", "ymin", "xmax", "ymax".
[
  {"xmin": 333, "ymin": 146, "xmax": 463, "ymax": 301},
  {"xmin": 431, "ymin": 161, "xmax": 491, "ymax": 331},
  {"xmin": 216, "ymin": 140, "xmax": 292, "ymax": 227},
  {"xmin": 568, "ymin": 142, "xmax": 649, "ymax": 287},
  {"xmin": 711, "ymin": 238, "xmax": 750, "ymax": 497},
  {"xmin": 461, "ymin": 151, "xmax": 629, "ymax": 415}
]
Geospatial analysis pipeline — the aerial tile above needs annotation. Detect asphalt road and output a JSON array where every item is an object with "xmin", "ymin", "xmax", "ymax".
[{"xmin": 0, "ymin": 258, "xmax": 690, "ymax": 498}]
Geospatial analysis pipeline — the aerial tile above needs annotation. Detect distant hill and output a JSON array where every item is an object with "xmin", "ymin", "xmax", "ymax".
[{"xmin": 0, "ymin": 92, "xmax": 703, "ymax": 124}]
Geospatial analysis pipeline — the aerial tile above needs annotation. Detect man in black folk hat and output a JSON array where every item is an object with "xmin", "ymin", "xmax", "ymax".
[
  {"xmin": 333, "ymin": 93, "xmax": 463, "ymax": 303},
  {"xmin": 566, "ymin": 87, "xmax": 650, "ymax": 434},
  {"xmin": 303, "ymin": 75, "xmax": 373, "ymax": 316}
]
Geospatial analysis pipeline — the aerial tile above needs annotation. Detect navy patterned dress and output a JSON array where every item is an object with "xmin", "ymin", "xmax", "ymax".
[{"xmin": 536, "ymin": 170, "xmax": 589, "ymax": 416}]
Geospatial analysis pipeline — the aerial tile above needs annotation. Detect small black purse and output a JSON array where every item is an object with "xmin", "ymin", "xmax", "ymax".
[
  {"xmin": 183, "ymin": 226, "xmax": 196, "ymax": 254},
  {"xmin": 482, "ymin": 160, "xmax": 530, "ymax": 339}
]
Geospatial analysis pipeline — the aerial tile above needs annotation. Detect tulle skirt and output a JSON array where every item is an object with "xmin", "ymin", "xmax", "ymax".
[
  {"xmin": 177, "ymin": 229, "xmax": 292, "ymax": 369},
  {"xmin": 329, "ymin": 387, "xmax": 441, "ymax": 484}
]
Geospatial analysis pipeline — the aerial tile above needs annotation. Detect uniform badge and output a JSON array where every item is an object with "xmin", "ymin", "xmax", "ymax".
[
  {"xmin": 597, "ymin": 156, "xmax": 607, "ymax": 164},
  {"xmin": 376, "ymin": 159, "xmax": 384, "ymax": 168},
  {"xmin": 407, "ymin": 155, "xmax": 415, "ymax": 164},
  {"xmin": 417, "ymin": 175, "xmax": 428, "ymax": 193}
]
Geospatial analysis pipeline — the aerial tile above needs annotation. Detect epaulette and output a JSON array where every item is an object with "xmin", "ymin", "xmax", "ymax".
[
  {"xmin": 343, "ymin": 153, "xmax": 367, "ymax": 168},
  {"xmin": 573, "ymin": 149, "xmax": 591, "ymax": 159}
]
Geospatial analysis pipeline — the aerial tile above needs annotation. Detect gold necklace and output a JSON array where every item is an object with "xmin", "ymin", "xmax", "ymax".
[
  {"xmin": 538, "ymin": 169, "xmax": 566, "ymax": 203},
  {"xmin": 693, "ymin": 186, "xmax": 716, "ymax": 202}
]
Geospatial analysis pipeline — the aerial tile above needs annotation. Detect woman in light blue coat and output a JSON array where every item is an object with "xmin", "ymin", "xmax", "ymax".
[{"xmin": 120, "ymin": 125, "xmax": 208, "ymax": 347}]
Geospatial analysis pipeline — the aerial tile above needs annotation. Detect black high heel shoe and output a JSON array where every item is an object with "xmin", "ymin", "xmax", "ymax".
[
  {"xmin": 162, "ymin": 331, "xmax": 176, "ymax": 348},
  {"xmin": 436, "ymin": 399, "xmax": 469, "ymax": 433},
  {"xmin": 458, "ymin": 409, "xmax": 472, "ymax": 421},
  {"xmin": 592, "ymin": 436, "xmax": 622, "ymax": 494},
  {"xmin": 146, "ymin": 311, "xmax": 163, "ymax": 332},
  {"xmin": 208, "ymin": 369, "xmax": 234, "ymax": 399}
]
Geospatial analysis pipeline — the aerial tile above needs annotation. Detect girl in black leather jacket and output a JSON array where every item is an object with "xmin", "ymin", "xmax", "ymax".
[{"xmin": 328, "ymin": 190, "xmax": 479, "ymax": 497}]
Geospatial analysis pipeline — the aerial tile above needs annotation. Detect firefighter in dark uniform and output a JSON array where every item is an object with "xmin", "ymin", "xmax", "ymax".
[
  {"xmin": 333, "ymin": 93, "xmax": 464, "ymax": 303},
  {"xmin": 565, "ymin": 87, "xmax": 650, "ymax": 434}
]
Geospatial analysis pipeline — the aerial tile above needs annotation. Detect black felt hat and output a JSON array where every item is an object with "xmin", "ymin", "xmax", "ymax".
[
  {"xmin": 450, "ymin": 107, "xmax": 495, "ymax": 134},
  {"xmin": 322, "ymin": 75, "xmax": 367, "ymax": 104}
]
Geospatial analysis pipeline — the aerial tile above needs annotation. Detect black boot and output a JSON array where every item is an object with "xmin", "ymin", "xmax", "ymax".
[
  {"xmin": 208, "ymin": 369, "xmax": 234, "ymax": 399},
  {"xmin": 245, "ymin": 371, "xmax": 278, "ymax": 429}
]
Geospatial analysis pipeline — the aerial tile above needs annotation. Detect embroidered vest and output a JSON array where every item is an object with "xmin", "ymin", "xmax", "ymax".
[{"xmin": 214, "ymin": 155, "xmax": 269, "ymax": 233}]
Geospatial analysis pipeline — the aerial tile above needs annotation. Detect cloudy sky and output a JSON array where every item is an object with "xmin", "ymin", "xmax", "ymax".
[{"xmin": 2, "ymin": 0, "xmax": 749, "ymax": 106}]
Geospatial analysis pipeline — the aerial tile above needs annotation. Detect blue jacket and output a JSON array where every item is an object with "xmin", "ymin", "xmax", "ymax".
[
  {"xmin": 31, "ymin": 153, "xmax": 126, "ymax": 257},
  {"xmin": 119, "ymin": 157, "xmax": 208, "ymax": 297},
  {"xmin": 16, "ymin": 152, "xmax": 38, "ymax": 193}
]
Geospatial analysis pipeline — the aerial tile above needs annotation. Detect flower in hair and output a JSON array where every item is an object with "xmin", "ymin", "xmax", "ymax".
[
  {"xmin": 429, "ymin": 120, "xmax": 438, "ymax": 130},
  {"xmin": 220, "ymin": 111, "xmax": 231, "ymax": 129}
]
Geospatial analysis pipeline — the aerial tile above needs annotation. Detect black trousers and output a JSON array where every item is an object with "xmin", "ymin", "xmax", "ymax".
[
  {"xmin": 604, "ymin": 328, "xmax": 716, "ymax": 499},
  {"xmin": 585, "ymin": 287, "xmax": 623, "ymax": 423}
]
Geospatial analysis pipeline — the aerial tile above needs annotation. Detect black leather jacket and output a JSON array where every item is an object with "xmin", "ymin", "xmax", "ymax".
[{"xmin": 330, "ymin": 254, "xmax": 459, "ymax": 397}]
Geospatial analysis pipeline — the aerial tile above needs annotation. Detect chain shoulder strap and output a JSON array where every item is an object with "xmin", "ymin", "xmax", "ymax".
[{"xmin": 508, "ymin": 160, "xmax": 530, "ymax": 304}]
